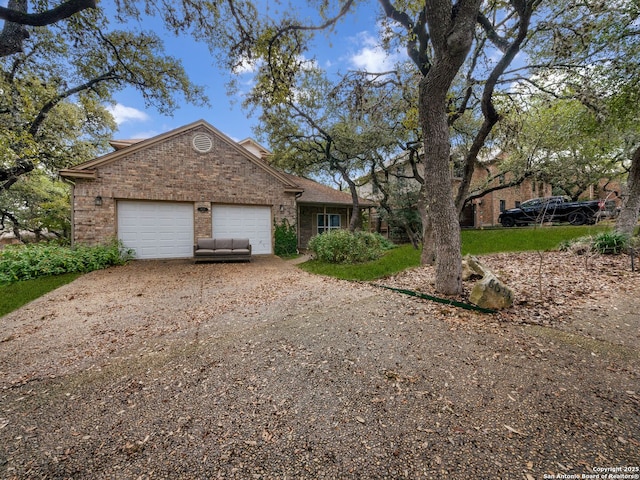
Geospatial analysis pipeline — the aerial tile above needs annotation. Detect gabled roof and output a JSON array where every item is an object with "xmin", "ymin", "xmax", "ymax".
[
  {"xmin": 287, "ymin": 174, "xmax": 376, "ymax": 208},
  {"xmin": 59, "ymin": 120, "xmax": 377, "ymax": 208},
  {"xmin": 109, "ymin": 139, "xmax": 144, "ymax": 151},
  {"xmin": 60, "ymin": 119, "xmax": 302, "ymax": 191},
  {"xmin": 237, "ymin": 138, "xmax": 272, "ymax": 161}
]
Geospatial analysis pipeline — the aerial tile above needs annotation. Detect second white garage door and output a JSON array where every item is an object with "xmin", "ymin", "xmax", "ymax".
[
  {"xmin": 118, "ymin": 201, "xmax": 194, "ymax": 259},
  {"xmin": 212, "ymin": 205, "xmax": 272, "ymax": 254}
]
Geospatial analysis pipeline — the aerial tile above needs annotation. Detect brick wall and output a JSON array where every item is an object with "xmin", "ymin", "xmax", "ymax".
[
  {"xmin": 359, "ymin": 159, "xmax": 553, "ymax": 227},
  {"xmin": 468, "ymin": 165, "xmax": 551, "ymax": 226},
  {"xmin": 71, "ymin": 126, "xmax": 297, "ymax": 246},
  {"xmin": 298, "ymin": 205, "xmax": 349, "ymax": 248}
]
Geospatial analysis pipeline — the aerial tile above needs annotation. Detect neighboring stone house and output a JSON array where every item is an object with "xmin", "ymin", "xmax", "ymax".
[
  {"xmin": 585, "ymin": 177, "xmax": 624, "ymax": 208},
  {"xmin": 461, "ymin": 158, "xmax": 551, "ymax": 227},
  {"xmin": 60, "ymin": 120, "xmax": 374, "ymax": 259},
  {"xmin": 358, "ymin": 154, "xmax": 550, "ymax": 228}
]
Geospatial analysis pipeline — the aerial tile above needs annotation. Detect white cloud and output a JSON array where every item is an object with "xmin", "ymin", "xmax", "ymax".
[
  {"xmin": 232, "ymin": 57, "xmax": 259, "ymax": 75},
  {"xmin": 232, "ymin": 51, "xmax": 270, "ymax": 75},
  {"xmin": 348, "ymin": 32, "xmax": 400, "ymax": 72},
  {"xmin": 106, "ymin": 104, "xmax": 150, "ymax": 125}
]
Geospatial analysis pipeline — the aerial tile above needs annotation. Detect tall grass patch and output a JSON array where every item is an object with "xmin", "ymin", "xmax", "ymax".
[{"xmin": 559, "ymin": 230, "xmax": 631, "ymax": 255}]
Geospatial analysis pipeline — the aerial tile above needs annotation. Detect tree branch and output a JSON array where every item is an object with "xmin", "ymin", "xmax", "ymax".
[
  {"xmin": 379, "ymin": 0, "xmax": 430, "ymax": 75},
  {"xmin": 455, "ymin": 0, "xmax": 535, "ymax": 213},
  {"xmin": 0, "ymin": 158, "xmax": 35, "ymax": 192},
  {"xmin": 476, "ymin": 12, "xmax": 510, "ymax": 53},
  {"xmin": 0, "ymin": 0, "xmax": 96, "ymax": 26},
  {"xmin": 28, "ymin": 70, "xmax": 119, "ymax": 137},
  {"xmin": 465, "ymin": 170, "xmax": 534, "ymax": 205}
]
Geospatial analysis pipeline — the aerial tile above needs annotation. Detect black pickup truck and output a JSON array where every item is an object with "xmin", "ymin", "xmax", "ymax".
[{"xmin": 498, "ymin": 196, "xmax": 616, "ymax": 227}]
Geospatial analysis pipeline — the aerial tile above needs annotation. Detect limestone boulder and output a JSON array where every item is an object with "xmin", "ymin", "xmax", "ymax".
[
  {"xmin": 464, "ymin": 255, "xmax": 514, "ymax": 310},
  {"xmin": 469, "ymin": 273, "xmax": 514, "ymax": 310}
]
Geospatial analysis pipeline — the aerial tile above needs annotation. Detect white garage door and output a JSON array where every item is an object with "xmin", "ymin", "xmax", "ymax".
[
  {"xmin": 118, "ymin": 201, "xmax": 194, "ymax": 259},
  {"xmin": 212, "ymin": 205, "xmax": 272, "ymax": 254}
]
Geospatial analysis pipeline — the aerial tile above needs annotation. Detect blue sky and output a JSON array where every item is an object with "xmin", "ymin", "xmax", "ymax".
[{"xmin": 105, "ymin": 1, "xmax": 401, "ymax": 145}]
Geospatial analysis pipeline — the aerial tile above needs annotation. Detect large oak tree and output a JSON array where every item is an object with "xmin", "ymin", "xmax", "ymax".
[
  {"xmin": 237, "ymin": 0, "xmax": 537, "ymax": 294},
  {"xmin": 1, "ymin": 4, "xmax": 206, "ymax": 237}
]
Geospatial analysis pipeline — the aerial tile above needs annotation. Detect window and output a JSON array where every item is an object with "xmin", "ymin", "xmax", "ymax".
[
  {"xmin": 318, "ymin": 213, "xmax": 341, "ymax": 234},
  {"xmin": 499, "ymin": 200, "xmax": 506, "ymax": 212}
]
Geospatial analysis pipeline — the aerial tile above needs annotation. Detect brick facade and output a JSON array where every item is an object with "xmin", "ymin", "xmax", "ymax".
[
  {"xmin": 466, "ymin": 165, "xmax": 551, "ymax": 227},
  {"xmin": 64, "ymin": 123, "xmax": 299, "ymax": 248},
  {"xmin": 298, "ymin": 205, "xmax": 351, "ymax": 248}
]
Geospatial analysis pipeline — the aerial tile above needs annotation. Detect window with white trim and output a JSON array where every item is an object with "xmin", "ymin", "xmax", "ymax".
[{"xmin": 317, "ymin": 213, "xmax": 341, "ymax": 234}]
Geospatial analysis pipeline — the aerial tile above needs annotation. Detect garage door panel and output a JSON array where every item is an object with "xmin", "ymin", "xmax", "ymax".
[
  {"xmin": 212, "ymin": 205, "xmax": 272, "ymax": 254},
  {"xmin": 118, "ymin": 201, "xmax": 194, "ymax": 259}
]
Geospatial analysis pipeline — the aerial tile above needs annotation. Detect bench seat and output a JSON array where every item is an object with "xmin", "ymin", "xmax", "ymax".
[{"xmin": 194, "ymin": 238, "xmax": 252, "ymax": 262}]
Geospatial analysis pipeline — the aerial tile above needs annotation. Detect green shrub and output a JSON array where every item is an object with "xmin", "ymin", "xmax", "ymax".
[
  {"xmin": 274, "ymin": 219, "xmax": 298, "ymax": 256},
  {"xmin": 307, "ymin": 230, "xmax": 391, "ymax": 264},
  {"xmin": 591, "ymin": 231, "xmax": 629, "ymax": 254},
  {"xmin": 0, "ymin": 239, "xmax": 134, "ymax": 285},
  {"xmin": 558, "ymin": 235, "xmax": 590, "ymax": 254},
  {"xmin": 558, "ymin": 230, "xmax": 629, "ymax": 255},
  {"xmin": 557, "ymin": 239, "xmax": 572, "ymax": 251}
]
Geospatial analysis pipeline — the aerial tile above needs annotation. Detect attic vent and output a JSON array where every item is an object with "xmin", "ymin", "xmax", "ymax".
[{"xmin": 192, "ymin": 133, "xmax": 213, "ymax": 153}]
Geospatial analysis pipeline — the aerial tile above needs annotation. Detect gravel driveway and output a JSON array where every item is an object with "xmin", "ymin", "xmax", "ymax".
[{"xmin": 1, "ymin": 253, "xmax": 639, "ymax": 479}]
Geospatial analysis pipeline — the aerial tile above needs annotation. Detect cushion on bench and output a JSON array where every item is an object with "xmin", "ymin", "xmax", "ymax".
[
  {"xmin": 197, "ymin": 238, "xmax": 217, "ymax": 250},
  {"xmin": 231, "ymin": 238, "xmax": 250, "ymax": 250},
  {"xmin": 194, "ymin": 248, "xmax": 215, "ymax": 256},
  {"xmin": 214, "ymin": 238, "xmax": 234, "ymax": 250}
]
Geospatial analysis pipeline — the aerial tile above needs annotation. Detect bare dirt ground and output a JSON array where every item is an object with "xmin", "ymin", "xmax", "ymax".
[{"xmin": 1, "ymin": 252, "xmax": 639, "ymax": 479}]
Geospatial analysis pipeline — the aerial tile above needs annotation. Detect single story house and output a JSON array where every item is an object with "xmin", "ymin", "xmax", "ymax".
[{"xmin": 60, "ymin": 120, "xmax": 375, "ymax": 259}]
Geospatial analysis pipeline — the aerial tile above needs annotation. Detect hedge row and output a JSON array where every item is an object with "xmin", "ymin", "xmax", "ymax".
[{"xmin": 0, "ymin": 240, "xmax": 134, "ymax": 284}]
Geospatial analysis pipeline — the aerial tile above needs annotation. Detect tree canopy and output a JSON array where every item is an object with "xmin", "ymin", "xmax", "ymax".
[
  {"xmin": 523, "ymin": 0, "xmax": 640, "ymax": 235},
  {"xmin": 0, "ymin": 2, "xmax": 207, "ymax": 239},
  {"xmin": 0, "ymin": 0, "xmax": 97, "ymax": 56},
  {"xmin": 250, "ymin": 63, "xmax": 415, "ymax": 231},
  {"xmin": 231, "ymin": 0, "xmax": 538, "ymax": 294}
]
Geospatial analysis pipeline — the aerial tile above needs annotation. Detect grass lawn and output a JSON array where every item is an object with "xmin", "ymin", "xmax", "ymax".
[
  {"xmin": 460, "ymin": 224, "xmax": 610, "ymax": 255},
  {"xmin": 0, "ymin": 273, "xmax": 80, "ymax": 318},
  {"xmin": 299, "ymin": 244, "xmax": 420, "ymax": 281},
  {"xmin": 301, "ymin": 224, "xmax": 613, "ymax": 281}
]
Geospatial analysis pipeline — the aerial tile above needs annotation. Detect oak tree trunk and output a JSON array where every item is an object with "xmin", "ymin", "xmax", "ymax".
[
  {"xmin": 419, "ymin": 75, "xmax": 462, "ymax": 294},
  {"xmin": 345, "ymin": 179, "xmax": 362, "ymax": 232},
  {"xmin": 616, "ymin": 145, "xmax": 640, "ymax": 237},
  {"xmin": 417, "ymin": 0, "xmax": 481, "ymax": 295},
  {"xmin": 417, "ymin": 184, "xmax": 435, "ymax": 265}
]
